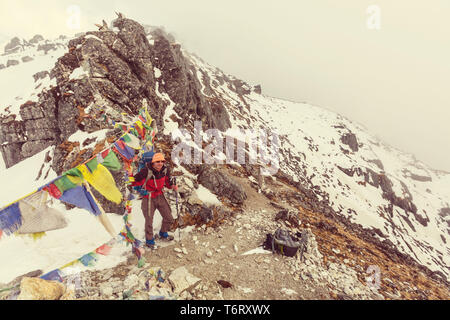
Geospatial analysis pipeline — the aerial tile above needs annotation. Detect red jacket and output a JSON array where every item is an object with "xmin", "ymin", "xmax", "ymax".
[{"xmin": 131, "ymin": 164, "xmax": 174, "ymax": 198}]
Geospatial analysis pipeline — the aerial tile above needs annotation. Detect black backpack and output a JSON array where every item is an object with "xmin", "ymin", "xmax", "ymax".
[{"xmin": 263, "ymin": 228, "xmax": 308, "ymax": 260}]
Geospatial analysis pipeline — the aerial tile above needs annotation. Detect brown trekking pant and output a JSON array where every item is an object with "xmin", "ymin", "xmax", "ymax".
[{"xmin": 141, "ymin": 194, "xmax": 174, "ymax": 240}]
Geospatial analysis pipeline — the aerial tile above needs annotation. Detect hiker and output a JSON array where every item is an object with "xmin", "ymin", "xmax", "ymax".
[{"xmin": 131, "ymin": 152, "xmax": 178, "ymax": 248}]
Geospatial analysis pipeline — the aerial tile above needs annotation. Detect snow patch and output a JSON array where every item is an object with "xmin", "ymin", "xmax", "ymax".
[
  {"xmin": 69, "ymin": 66, "xmax": 88, "ymax": 80},
  {"xmin": 154, "ymin": 67, "xmax": 161, "ymax": 78},
  {"xmin": 195, "ymin": 185, "xmax": 221, "ymax": 205},
  {"xmin": 241, "ymin": 247, "xmax": 272, "ymax": 256},
  {"xmin": 0, "ymin": 146, "xmax": 56, "ymax": 209}
]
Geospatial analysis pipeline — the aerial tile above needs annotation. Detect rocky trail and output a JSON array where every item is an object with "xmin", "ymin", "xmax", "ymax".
[{"xmin": 6, "ymin": 167, "xmax": 448, "ymax": 300}]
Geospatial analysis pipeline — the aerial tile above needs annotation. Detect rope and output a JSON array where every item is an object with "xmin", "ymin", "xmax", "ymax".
[{"xmin": 0, "ymin": 284, "xmax": 19, "ymax": 294}]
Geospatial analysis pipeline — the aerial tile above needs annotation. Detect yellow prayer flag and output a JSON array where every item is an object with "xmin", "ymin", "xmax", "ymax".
[
  {"xmin": 135, "ymin": 120, "xmax": 143, "ymax": 130},
  {"xmin": 78, "ymin": 164, "xmax": 123, "ymax": 204},
  {"xmin": 60, "ymin": 260, "xmax": 80, "ymax": 270},
  {"xmin": 145, "ymin": 107, "xmax": 153, "ymax": 127},
  {"xmin": 66, "ymin": 175, "xmax": 83, "ymax": 185}
]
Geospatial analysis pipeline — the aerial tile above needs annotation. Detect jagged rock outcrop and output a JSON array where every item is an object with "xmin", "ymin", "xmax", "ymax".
[
  {"xmin": 4, "ymin": 37, "xmax": 21, "ymax": 54},
  {"xmin": 33, "ymin": 71, "xmax": 50, "ymax": 82},
  {"xmin": 0, "ymin": 17, "xmax": 232, "ymax": 172},
  {"xmin": 149, "ymin": 28, "xmax": 231, "ymax": 131},
  {"xmin": 336, "ymin": 165, "xmax": 419, "ymax": 218},
  {"xmin": 197, "ymin": 165, "xmax": 247, "ymax": 205},
  {"xmin": 6, "ymin": 59, "xmax": 19, "ymax": 67},
  {"xmin": 29, "ymin": 35, "xmax": 44, "ymax": 44},
  {"xmin": 253, "ymin": 84, "xmax": 262, "ymax": 94},
  {"xmin": 37, "ymin": 43, "xmax": 57, "ymax": 54},
  {"xmin": 341, "ymin": 132, "xmax": 359, "ymax": 152},
  {"xmin": 21, "ymin": 56, "xmax": 33, "ymax": 63}
]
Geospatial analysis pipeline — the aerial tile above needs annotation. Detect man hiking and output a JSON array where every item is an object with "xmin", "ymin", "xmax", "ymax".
[{"xmin": 131, "ymin": 152, "xmax": 178, "ymax": 248}]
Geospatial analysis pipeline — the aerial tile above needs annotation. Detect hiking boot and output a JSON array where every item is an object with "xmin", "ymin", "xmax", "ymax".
[
  {"xmin": 158, "ymin": 231, "xmax": 174, "ymax": 241},
  {"xmin": 145, "ymin": 238, "xmax": 156, "ymax": 248}
]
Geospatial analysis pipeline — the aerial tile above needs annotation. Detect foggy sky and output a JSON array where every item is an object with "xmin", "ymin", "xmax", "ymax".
[{"xmin": 1, "ymin": 0, "xmax": 449, "ymax": 172}]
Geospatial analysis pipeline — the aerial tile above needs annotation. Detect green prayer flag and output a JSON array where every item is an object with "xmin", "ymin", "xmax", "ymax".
[
  {"xmin": 64, "ymin": 167, "xmax": 84, "ymax": 178},
  {"xmin": 102, "ymin": 150, "xmax": 122, "ymax": 171},
  {"xmin": 54, "ymin": 176, "xmax": 78, "ymax": 193},
  {"xmin": 138, "ymin": 257, "xmax": 146, "ymax": 268},
  {"xmin": 86, "ymin": 157, "xmax": 98, "ymax": 173},
  {"xmin": 122, "ymin": 134, "xmax": 131, "ymax": 143}
]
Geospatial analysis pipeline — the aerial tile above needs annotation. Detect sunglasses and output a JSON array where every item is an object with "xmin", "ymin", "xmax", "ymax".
[{"xmin": 154, "ymin": 161, "xmax": 165, "ymax": 164}]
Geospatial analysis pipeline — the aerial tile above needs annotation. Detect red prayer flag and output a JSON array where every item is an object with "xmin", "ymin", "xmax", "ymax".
[
  {"xmin": 101, "ymin": 149, "xmax": 110, "ymax": 158},
  {"xmin": 96, "ymin": 244, "xmax": 112, "ymax": 255},
  {"xmin": 43, "ymin": 183, "xmax": 62, "ymax": 199}
]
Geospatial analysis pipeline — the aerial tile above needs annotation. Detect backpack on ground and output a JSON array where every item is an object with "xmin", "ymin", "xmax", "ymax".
[{"xmin": 263, "ymin": 228, "xmax": 308, "ymax": 260}]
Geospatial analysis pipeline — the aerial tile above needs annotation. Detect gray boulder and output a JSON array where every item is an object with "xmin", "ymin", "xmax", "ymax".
[
  {"xmin": 37, "ymin": 43, "xmax": 57, "ymax": 54},
  {"xmin": 29, "ymin": 35, "xmax": 44, "ymax": 44},
  {"xmin": 340, "ymin": 132, "xmax": 359, "ymax": 152},
  {"xmin": 6, "ymin": 59, "xmax": 19, "ymax": 67},
  {"xmin": 197, "ymin": 165, "xmax": 247, "ymax": 205},
  {"xmin": 33, "ymin": 71, "xmax": 50, "ymax": 82},
  {"xmin": 4, "ymin": 37, "xmax": 21, "ymax": 54},
  {"xmin": 21, "ymin": 56, "xmax": 34, "ymax": 63}
]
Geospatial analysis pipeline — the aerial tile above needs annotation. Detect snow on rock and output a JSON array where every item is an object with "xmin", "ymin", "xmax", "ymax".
[
  {"xmin": 69, "ymin": 66, "xmax": 88, "ymax": 80},
  {"xmin": 168, "ymin": 266, "xmax": 202, "ymax": 295},
  {"xmin": 68, "ymin": 129, "xmax": 109, "ymax": 148},
  {"xmin": 281, "ymin": 288, "xmax": 298, "ymax": 296},
  {"xmin": 154, "ymin": 67, "xmax": 161, "ymax": 78},
  {"xmin": 241, "ymin": 247, "xmax": 272, "ymax": 256},
  {"xmin": 195, "ymin": 185, "xmax": 221, "ymax": 205},
  {"xmin": 0, "ymin": 146, "xmax": 56, "ymax": 208},
  {"xmin": 0, "ymin": 40, "xmax": 67, "ymax": 119}
]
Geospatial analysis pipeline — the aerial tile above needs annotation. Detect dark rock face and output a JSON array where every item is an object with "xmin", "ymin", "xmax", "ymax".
[
  {"xmin": 21, "ymin": 56, "xmax": 34, "ymax": 63},
  {"xmin": 439, "ymin": 208, "xmax": 450, "ymax": 218},
  {"xmin": 149, "ymin": 28, "xmax": 231, "ymax": 131},
  {"xmin": 4, "ymin": 37, "xmax": 21, "ymax": 54},
  {"xmin": 197, "ymin": 165, "xmax": 247, "ymax": 205},
  {"xmin": 0, "ymin": 90, "xmax": 61, "ymax": 168},
  {"xmin": 0, "ymin": 64, "xmax": 5, "ymax": 70},
  {"xmin": 336, "ymin": 165, "xmax": 420, "ymax": 221},
  {"xmin": 340, "ymin": 132, "xmax": 359, "ymax": 152},
  {"xmin": 29, "ymin": 35, "xmax": 44, "ymax": 44},
  {"xmin": 367, "ymin": 159, "xmax": 384, "ymax": 170},
  {"xmin": 275, "ymin": 209, "xmax": 300, "ymax": 227},
  {"xmin": 33, "ymin": 71, "xmax": 50, "ymax": 82},
  {"xmin": 6, "ymin": 59, "xmax": 19, "ymax": 67},
  {"xmin": 37, "ymin": 43, "xmax": 57, "ymax": 54},
  {"xmin": 253, "ymin": 85, "xmax": 262, "ymax": 94},
  {"xmin": 409, "ymin": 173, "xmax": 432, "ymax": 182}
]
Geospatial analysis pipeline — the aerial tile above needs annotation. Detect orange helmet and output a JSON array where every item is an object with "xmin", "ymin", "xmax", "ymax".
[{"xmin": 151, "ymin": 153, "xmax": 165, "ymax": 163}]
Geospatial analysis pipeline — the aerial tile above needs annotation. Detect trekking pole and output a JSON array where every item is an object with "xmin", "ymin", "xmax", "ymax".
[
  {"xmin": 176, "ymin": 184, "xmax": 180, "ymax": 242},
  {"xmin": 171, "ymin": 177, "xmax": 181, "ymax": 242}
]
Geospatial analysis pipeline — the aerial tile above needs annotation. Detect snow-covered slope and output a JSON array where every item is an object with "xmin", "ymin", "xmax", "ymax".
[
  {"xmin": 182, "ymin": 52, "xmax": 450, "ymax": 281},
  {"xmin": 0, "ymin": 36, "xmax": 67, "ymax": 119}
]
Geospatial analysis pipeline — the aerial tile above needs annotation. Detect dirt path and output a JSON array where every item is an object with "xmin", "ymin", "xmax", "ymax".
[{"xmin": 121, "ymin": 175, "xmax": 331, "ymax": 300}]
